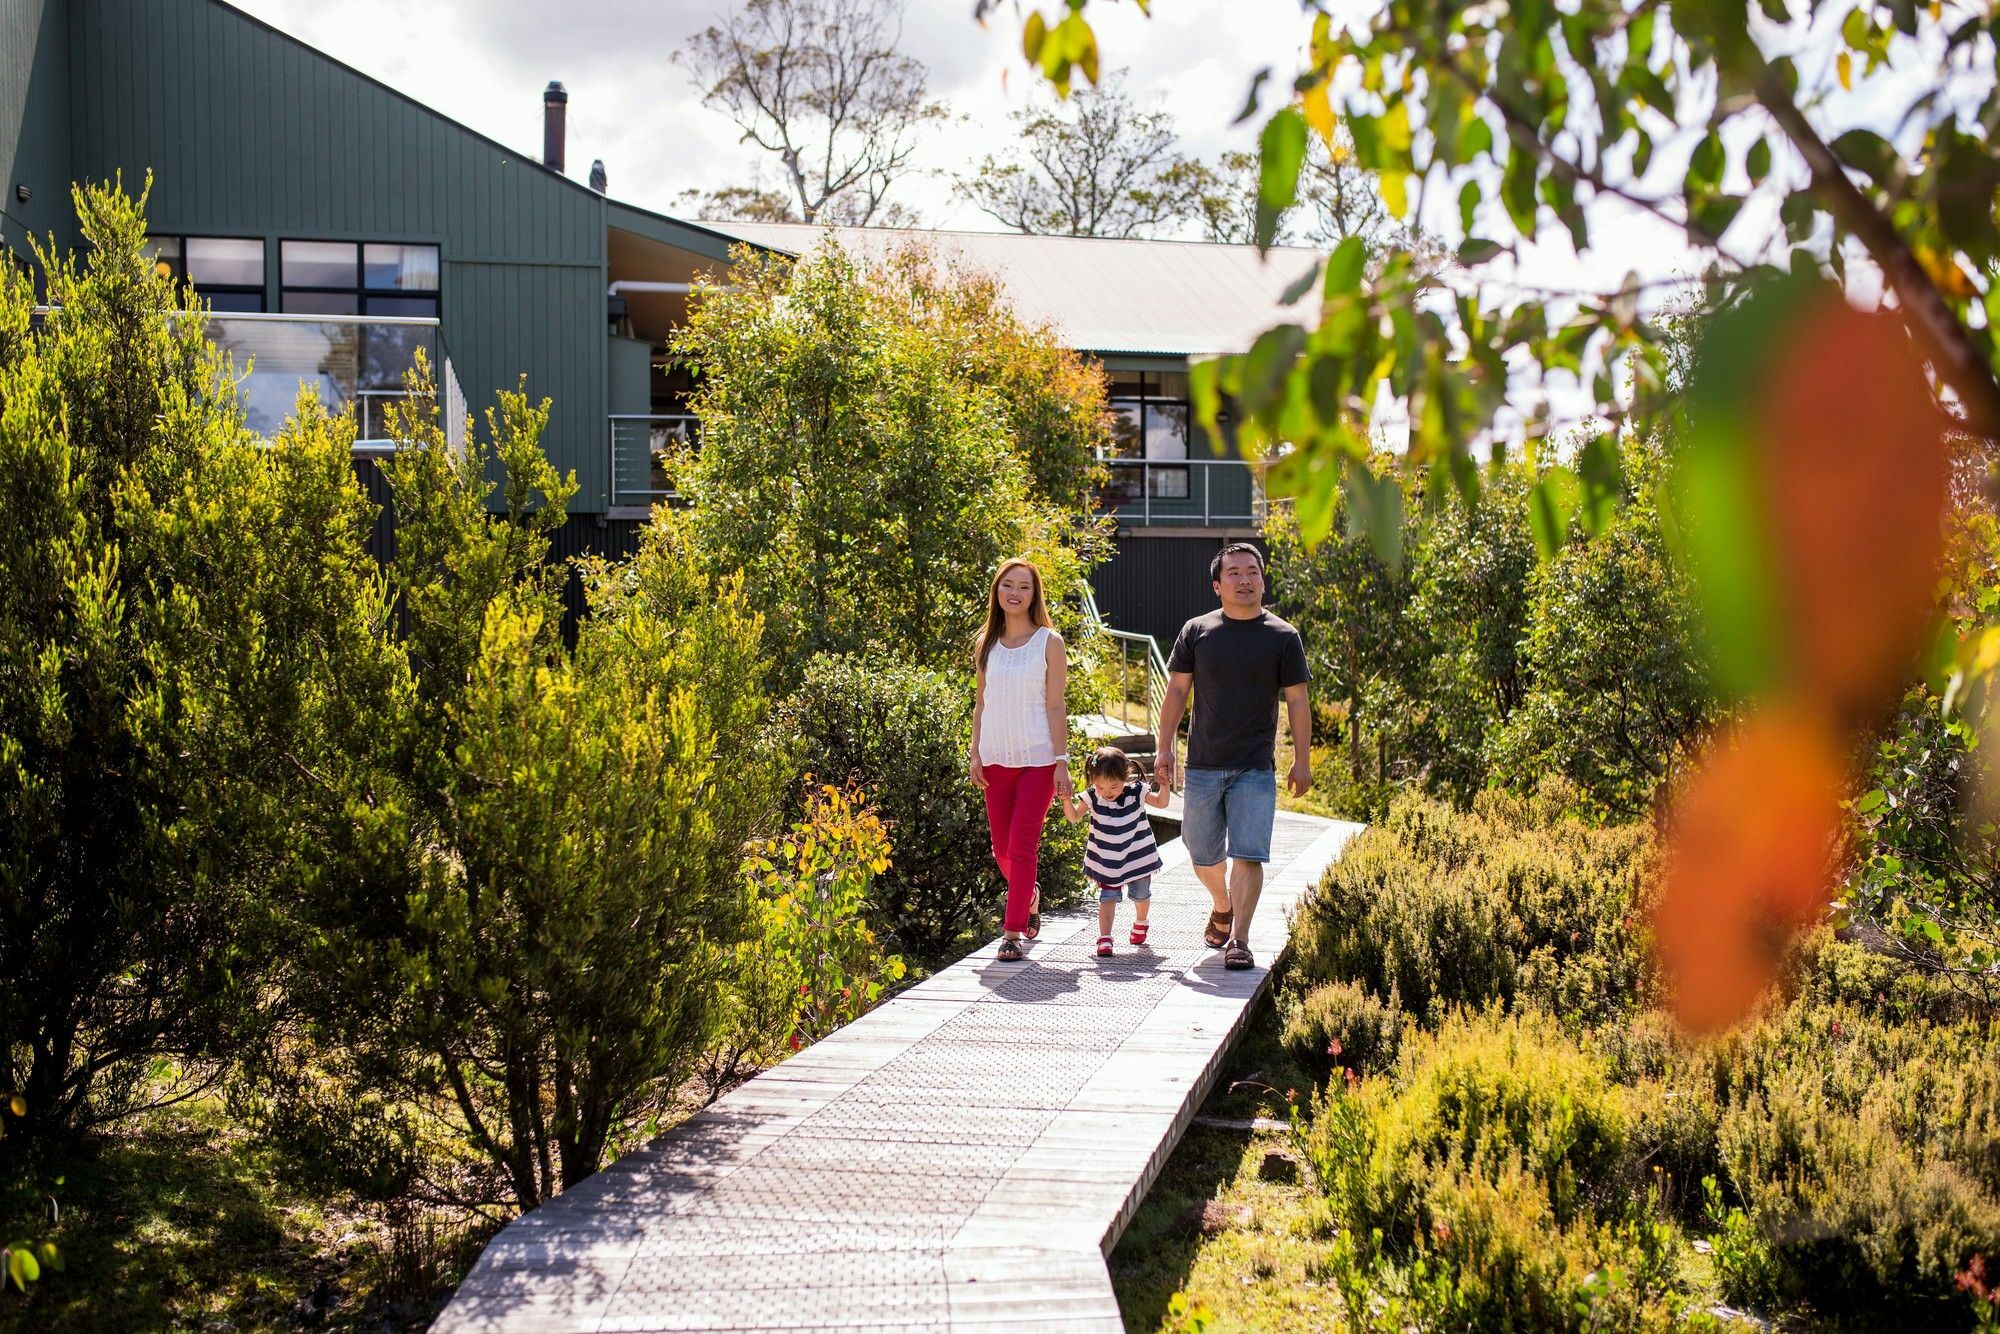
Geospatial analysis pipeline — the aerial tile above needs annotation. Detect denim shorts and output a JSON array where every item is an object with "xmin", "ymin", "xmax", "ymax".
[
  {"xmin": 1097, "ymin": 875, "xmax": 1153, "ymax": 903},
  {"xmin": 1181, "ymin": 767, "xmax": 1277, "ymax": 866}
]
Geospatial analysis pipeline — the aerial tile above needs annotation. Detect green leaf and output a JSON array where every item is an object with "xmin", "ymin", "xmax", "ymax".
[
  {"xmin": 1577, "ymin": 435, "xmax": 1623, "ymax": 537},
  {"xmin": 1830, "ymin": 129, "xmax": 1897, "ymax": 186},
  {"xmin": 1841, "ymin": 7, "xmax": 1869, "ymax": 48},
  {"xmin": 1458, "ymin": 179, "xmax": 1482, "ymax": 235},
  {"xmin": 1501, "ymin": 147, "xmax": 1539, "ymax": 235},
  {"xmin": 1461, "ymin": 116, "xmax": 1495, "ymax": 160},
  {"xmin": 1527, "ymin": 467, "xmax": 1579, "ymax": 560},
  {"xmin": 1747, "ymin": 137, "xmax": 1773, "ymax": 185},
  {"xmin": 1343, "ymin": 462, "xmax": 1404, "ymax": 576},
  {"xmin": 1234, "ymin": 68, "xmax": 1273, "ymax": 125},
  {"xmin": 1279, "ymin": 259, "xmax": 1323, "ymax": 306},
  {"xmin": 1855, "ymin": 788, "xmax": 1888, "ymax": 814},
  {"xmin": 1689, "ymin": 131, "xmax": 1725, "ymax": 192},
  {"xmin": 1239, "ymin": 324, "xmax": 1308, "ymax": 415},
  {"xmin": 1690, "ymin": 195, "xmax": 1746, "ymax": 243},
  {"xmin": 1258, "ymin": 107, "xmax": 1309, "ymax": 214},
  {"xmin": 1324, "ymin": 234, "xmax": 1368, "ymax": 298},
  {"xmin": 1457, "ymin": 238, "xmax": 1506, "ymax": 266},
  {"xmin": 1022, "ymin": 11, "xmax": 1046, "ymax": 61},
  {"xmin": 1189, "ymin": 356, "xmax": 1223, "ymax": 441}
]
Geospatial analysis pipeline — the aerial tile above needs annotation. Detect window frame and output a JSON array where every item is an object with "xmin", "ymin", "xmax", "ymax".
[
  {"xmin": 1105, "ymin": 369, "xmax": 1193, "ymax": 500},
  {"xmin": 279, "ymin": 238, "xmax": 441, "ymax": 319},
  {"xmin": 145, "ymin": 234, "xmax": 267, "ymax": 312}
]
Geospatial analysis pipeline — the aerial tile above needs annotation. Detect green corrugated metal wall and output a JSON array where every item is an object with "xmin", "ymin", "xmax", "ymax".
[
  {"xmin": 2, "ymin": 0, "xmax": 76, "ymax": 255},
  {"xmin": 45, "ymin": 0, "xmax": 616, "ymax": 509}
]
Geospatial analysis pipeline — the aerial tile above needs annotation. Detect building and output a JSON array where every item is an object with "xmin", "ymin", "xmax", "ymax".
[{"xmin": 2, "ymin": 0, "xmax": 1320, "ymax": 644}]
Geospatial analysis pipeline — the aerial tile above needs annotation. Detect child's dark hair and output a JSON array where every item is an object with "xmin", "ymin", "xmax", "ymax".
[{"xmin": 1084, "ymin": 746, "xmax": 1140, "ymax": 783}]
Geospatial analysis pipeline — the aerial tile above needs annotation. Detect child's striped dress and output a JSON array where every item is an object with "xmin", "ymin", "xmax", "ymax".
[{"xmin": 1083, "ymin": 779, "xmax": 1164, "ymax": 887}]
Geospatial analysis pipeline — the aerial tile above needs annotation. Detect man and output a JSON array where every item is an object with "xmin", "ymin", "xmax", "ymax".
[{"xmin": 1154, "ymin": 542, "xmax": 1311, "ymax": 971}]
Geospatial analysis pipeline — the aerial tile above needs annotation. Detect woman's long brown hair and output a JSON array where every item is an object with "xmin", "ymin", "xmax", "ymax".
[{"xmin": 975, "ymin": 557, "xmax": 1054, "ymax": 671}]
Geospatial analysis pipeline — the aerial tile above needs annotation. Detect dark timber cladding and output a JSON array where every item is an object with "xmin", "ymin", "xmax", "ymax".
[{"xmin": 47, "ymin": 0, "xmax": 615, "ymax": 508}]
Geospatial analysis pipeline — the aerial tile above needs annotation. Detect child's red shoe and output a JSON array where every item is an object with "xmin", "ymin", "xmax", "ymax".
[
  {"xmin": 1129, "ymin": 921, "xmax": 1150, "ymax": 947},
  {"xmin": 1095, "ymin": 935, "xmax": 1114, "ymax": 957}
]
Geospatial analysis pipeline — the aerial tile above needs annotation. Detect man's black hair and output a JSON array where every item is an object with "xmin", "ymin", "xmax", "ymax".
[{"xmin": 1209, "ymin": 542, "xmax": 1264, "ymax": 583}]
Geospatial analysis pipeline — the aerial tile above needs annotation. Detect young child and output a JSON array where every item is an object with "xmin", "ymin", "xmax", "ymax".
[{"xmin": 1063, "ymin": 746, "xmax": 1170, "ymax": 956}]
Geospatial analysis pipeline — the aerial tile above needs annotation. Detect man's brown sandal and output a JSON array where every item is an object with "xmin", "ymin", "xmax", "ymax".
[
  {"xmin": 1204, "ymin": 910, "xmax": 1233, "ymax": 950},
  {"xmin": 1223, "ymin": 939, "xmax": 1256, "ymax": 971}
]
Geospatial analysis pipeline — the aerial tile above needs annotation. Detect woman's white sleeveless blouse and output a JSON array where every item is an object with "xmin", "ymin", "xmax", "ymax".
[{"xmin": 979, "ymin": 627, "xmax": 1061, "ymax": 768}]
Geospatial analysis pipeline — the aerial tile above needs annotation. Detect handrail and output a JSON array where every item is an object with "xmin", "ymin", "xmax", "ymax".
[
  {"xmin": 1079, "ymin": 582, "xmax": 1168, "ymax": 741},
  {"xmin": 609, "ymin": 413, "xmax": 699, "ymax": 507}
]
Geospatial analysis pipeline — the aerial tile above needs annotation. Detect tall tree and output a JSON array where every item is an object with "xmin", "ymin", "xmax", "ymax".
[
  {"xmin": 0, "ymin": 183, "xmax": 398, "ymax": 1144},
  {"xmin": 1193, "ymin": 135, "xmax": 1393, "ymax": 250},
  {"xmin": 682, "ymin": 0, "xmax": 945, "ymax": 226},
  {"xmin": 961, "ymin": 76, "xmax": 1206, "ymax": 238}
]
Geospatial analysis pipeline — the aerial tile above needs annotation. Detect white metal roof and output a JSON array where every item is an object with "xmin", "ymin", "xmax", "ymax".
[{"xmin": 699, "ymin": 221, "xmax": 1324, "ymax": 359}]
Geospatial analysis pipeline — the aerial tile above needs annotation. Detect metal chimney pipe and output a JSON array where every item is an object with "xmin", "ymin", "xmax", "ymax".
[
  {"xmin": 589, "ymin": 159, "xmax": 607, "ymax": 194},
  {"xmin": 543, "ymin": 81, "xmax": 568, "ymax": 174}
]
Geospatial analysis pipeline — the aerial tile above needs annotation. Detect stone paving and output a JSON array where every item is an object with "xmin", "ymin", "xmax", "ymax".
[{"xmin": 435, "ymin": 812, "xmax": 1361, "ymax": 1333}]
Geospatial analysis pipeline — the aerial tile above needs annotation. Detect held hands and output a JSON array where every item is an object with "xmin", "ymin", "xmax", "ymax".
[
  {"xmin": 1154, "ymin": 749, "xmax": 1176, "ymax": 792},
  {"xmin": 1288, "ymin": 753, "xmax": 1312, "ymax": 799}
]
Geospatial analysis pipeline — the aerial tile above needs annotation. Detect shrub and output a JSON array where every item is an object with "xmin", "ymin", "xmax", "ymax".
[
  {"xmin": 1304, "ymin": 1010, "xmax": 1692, "ymax": 1332},
  {"xmin": 705, "ymin": 784, "xmax": 907, "ymax": 1092},
  {"xmin": 1288, "ymin": 791, "xmax": 1654, "ymax": 1026},
  {"xmin": 1707, "ymin": 1003, "xmax": 2000, "ymax": 1327},
  {"xmin": 1281, "ymin": 980, "xmax": 1405, "ymax": 1081},
  {"xmin": 785, "ymin": 652, "xmax": 1085, "ymax": 969},
  {"xmin": 1316, "ymin": 1009, "xmax": 1631, "ymax": 1240}
]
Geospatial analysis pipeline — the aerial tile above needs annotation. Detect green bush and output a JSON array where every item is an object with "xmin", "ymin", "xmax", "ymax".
[
  {"xmin": 784, "ymin": 652, "xmax": 1085, "ymax": 969},
  {"xmin": 1705, "ymin": 1004, "xmax": 2000, "ymax": 1327},
  {"xmin": 1288, "ymin": 790, "xmax": 1654, "ymax": 1026},
  {"xmin": 1281, "ymin": 980, "xmax": 1405, "ymax": 1081},
  {"xmin": 1304, "ymin": 1010, "xmax": 1693, "ymax": 1332}
]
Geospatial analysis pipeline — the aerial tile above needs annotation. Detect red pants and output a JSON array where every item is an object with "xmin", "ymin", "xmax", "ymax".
[{"xmin": 983, "ymin": 763, "xmax": 1058, "ymax": 934}]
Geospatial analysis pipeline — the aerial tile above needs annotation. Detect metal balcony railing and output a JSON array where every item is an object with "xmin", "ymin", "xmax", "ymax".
[
  {"xmin": 609, "ymin": 413, "xmax": 699, "ymax": 507},
  {"xmin": 206, "ymin": 312, "xmax": 466, "ymax": 455},
  {"xmin": 1080, "ymin": 582, "xmax": 1169, "ymax": 739},
  {"xmin": 1096, "ymin": 457, "xmax": 1260, "ymax": 527}
]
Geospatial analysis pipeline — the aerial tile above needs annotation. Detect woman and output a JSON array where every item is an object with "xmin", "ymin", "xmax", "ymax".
[{"xmin": 970, "ymin": 557, "xmax": 1071, "ymax": 962}]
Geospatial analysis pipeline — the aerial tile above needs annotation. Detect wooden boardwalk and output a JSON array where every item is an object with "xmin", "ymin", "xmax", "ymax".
[{"xmin": 436, "ymin": 812, "xmax": 1361, "ymax": 1333}]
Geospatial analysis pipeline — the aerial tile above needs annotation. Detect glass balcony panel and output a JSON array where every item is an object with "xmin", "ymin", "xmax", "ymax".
[{"xmin": 206, "ymin": 314, "xmax": 445, "ymax": 446}]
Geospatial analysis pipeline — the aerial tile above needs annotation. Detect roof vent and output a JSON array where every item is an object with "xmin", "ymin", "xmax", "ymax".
[
  {"xmin": 589, "ymin": 159, "xmax": 607, "ymax": 194},
  {"xmin": 543, "ymin": 81, "xmax": 568, "ymax": 175}
]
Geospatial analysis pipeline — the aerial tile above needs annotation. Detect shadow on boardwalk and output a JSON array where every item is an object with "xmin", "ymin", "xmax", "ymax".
[{"xmin": 436, "ymin": 812, "xmax": 1361, "ymax": 1334}]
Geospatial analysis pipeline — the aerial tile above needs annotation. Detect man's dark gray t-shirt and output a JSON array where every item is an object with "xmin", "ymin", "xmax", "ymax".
[{"xmin": 1167, "ymin": 609, "xmax": 1310, "ymax": 771}]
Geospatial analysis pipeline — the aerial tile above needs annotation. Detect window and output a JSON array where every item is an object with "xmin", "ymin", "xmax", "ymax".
[
  {"xmin": 144, "ymin": 235, "xmax": 266, "ymax": 311},
  {"xmin": 281, "ymin": 240, "xmax": 440, "ymax": 318},
  {"xmin": 1107, "ymin": 370, "xmax": 1191, "ymax": 499}
]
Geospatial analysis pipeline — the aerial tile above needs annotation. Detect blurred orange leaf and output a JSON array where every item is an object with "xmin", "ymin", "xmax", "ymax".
[{"xmin": 1654, "ymin": 706, "xmax": 1847, "ymax": 1034}]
